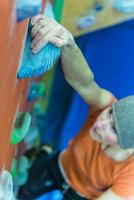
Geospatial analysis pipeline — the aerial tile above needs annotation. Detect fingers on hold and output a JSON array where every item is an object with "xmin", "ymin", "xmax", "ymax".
[
  {"xmin": 31, "ymin": 17, "xmax": 47, "ymax": 34},
  {"xmin": 31, "ymin": 23, "xmax": 43, "ymax": 38},
  {"xmin": 32, "ymin": 27, "xmax": 52, "ymax": 47},
  {"xmin": 32, "ymin": 37, "xmax": 48, "ymax": 53},
  {"xmin": 32, "ymin": 30, "xmax": 55, "ymax": 52},
  {"xmin": 31, "ymin": 24, "xmax": 39, "ymax": 37},
  {"xmin": 31, "ymin": 31, "xmax": 44, "ymax": 47},
  {"xmin": 49, "ymin": 37, "xmax": 64, "ymax": 47},
  {"xmin": 31, "ymin": 14, "xmax": 43, "ymax": 25}
]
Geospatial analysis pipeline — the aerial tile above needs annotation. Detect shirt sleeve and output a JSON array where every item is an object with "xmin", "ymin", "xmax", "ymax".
[{"xmin": 112, "ymin": 163, "xmax": 134, "ymax": 198}]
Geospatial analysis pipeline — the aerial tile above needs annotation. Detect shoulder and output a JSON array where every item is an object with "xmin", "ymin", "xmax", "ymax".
[{"xmin": 111, "ymin": 160, "xmax": 134, "ymax": 198}]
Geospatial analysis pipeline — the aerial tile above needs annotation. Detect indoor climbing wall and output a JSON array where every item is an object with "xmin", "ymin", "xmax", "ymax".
[
  {"xmin": 0, "ymin": 0, "xmax": 29, "ymax": 170},
  {"xmin": 61, "ymin": 0, "xmax": 134, "ymax": 36},
  {"xmin": 1, "ymin": 0, "xmax": 134, "ymax": 199},
  {"xmin": 0, "ymin": 0, "xmax": 48, "ymax": 198}
]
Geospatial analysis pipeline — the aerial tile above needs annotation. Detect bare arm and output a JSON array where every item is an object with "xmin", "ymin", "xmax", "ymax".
[
  {"xmin": 31, "ymin": 15, "xmax": 112, "ymax": 109},
  {"xmin": 61, "ymin": 42, "xmax": 112, "ymax": 109}
]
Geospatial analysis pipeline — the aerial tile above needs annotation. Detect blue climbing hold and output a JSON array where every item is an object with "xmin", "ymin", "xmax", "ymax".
[
  {"xmin": 113, "ymin": 0, "xmax": 134, "ymax": 13},
  {"xmin": 16, "ymin": 0, "xmax": 42, "ymax": 22},
  {"xmin": 17, "ymin": 23, "xmax": 61, "ymax": 79},
  {"xmin": 17, "ymin": 0, "xmax": 61, "ymax": 79}
]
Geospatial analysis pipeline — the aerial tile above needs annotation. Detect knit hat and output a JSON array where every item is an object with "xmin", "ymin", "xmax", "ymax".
[{"xmin": 112, "ymin": 95, "xmax": 134, "ymax": 149}]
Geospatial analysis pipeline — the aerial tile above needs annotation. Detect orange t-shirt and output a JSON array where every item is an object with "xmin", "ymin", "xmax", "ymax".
[{"xmin": 61, "ymin": 97, "xmax": 134, "ymax": 199}]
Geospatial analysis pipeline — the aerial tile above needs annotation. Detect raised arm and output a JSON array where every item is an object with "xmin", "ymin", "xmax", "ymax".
[{"xmin": 31, "ymin": 14, "xmax": 112, "ymax": 110}]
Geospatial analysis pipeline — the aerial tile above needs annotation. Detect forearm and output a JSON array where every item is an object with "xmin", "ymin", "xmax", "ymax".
[
  {"xmin": 61, "ymin": 41, "xmax": 94, "ymax": 99},
  {"xmin": 31, "ymin": 15, "xmax": 112, "ymax": 108},
  {"xmin": 61, "ymin": 41, "xmax": 111, "ymax": 108}
]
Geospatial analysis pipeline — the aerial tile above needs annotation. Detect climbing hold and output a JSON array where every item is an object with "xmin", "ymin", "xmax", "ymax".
[
  {"xmin": 111, "ymin": 0, "xmax": 134, "ymax": 13},
  {"xmin": 16, "ymin": 0, "xmax": 42, "ymax": 22},
  {"xmin": 10, "ymin": 112, "xmax": 31, "ymax": 144},
  {"xmin": 27, "ymin": 81, "xmax": 46, "ymax": 102},
  {"xmin": 17, "ymin": 0, "xmax": 61, "ymax": 79},
  {"xmin": 77, "ymin": 13, "xmax": 96, "ymax": 30},
  {"xmin": 94, "ymin": 2, "xmax": 104, "ymax": 12},
  {"xmin": 0, "ymin": 170, "xmax": 16, "ymax": 200},
  {"xmin": 11, "ymin": 156, "xmax": 30, "ymax": 187}
]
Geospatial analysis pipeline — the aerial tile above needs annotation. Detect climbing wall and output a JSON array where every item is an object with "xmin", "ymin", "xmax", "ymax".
[
  {"xmin": 1, "ymin": 0, "xmax": 134, "ymax": 198},
  {"xmin": 61, "ymin": 0, "xmax": 134, "ymax": 36},
  {"xmin": 0, "ymin": 0, "xmax": 29, "ymax": 170},
  {"xmin": 0, "ymin": 1, "xmax": 48, "ymax": 198}
]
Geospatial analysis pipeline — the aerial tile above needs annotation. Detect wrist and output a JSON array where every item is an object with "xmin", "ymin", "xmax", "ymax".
[
  {"xmin": 67, "ymin": 33, "xmax": 75, "ymax": 46},
  {"xmin": 62, "ymin": 37, "xmax": 78, "ymax": 52},
  {"xmin": 62, "ymin": 30, "xmax": 76, "ymax": 48}
]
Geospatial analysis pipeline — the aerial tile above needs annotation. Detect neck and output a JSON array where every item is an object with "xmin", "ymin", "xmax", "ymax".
[{"xmin": 102, "ymin": 144, "xmax": 134, "ymax": 161}]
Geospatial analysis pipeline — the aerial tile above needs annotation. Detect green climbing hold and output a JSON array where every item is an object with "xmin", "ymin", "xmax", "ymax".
[{"xmin": 10, "ymin": 112, "xmax": 31, "ymax": 144}]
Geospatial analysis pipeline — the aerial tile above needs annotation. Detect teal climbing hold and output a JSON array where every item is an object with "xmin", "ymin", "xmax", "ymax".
[
  {"xmin": 10, "ymin": 112, "xmax": 31, "ymax": 145},
  {"xmin": 17, "ymin": 0, "xmax": 61, "ymax": 79}
]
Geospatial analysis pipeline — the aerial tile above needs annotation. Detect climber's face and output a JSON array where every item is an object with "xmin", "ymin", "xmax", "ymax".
[{"xmin": 90, "ymin": 107, "xmax": 118, "ymax": 146}]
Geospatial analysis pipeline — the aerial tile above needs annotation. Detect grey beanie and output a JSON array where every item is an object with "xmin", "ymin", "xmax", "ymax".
[{"xmin": 112, "ymin": 95, "xmax": 134, "ymax": 149}]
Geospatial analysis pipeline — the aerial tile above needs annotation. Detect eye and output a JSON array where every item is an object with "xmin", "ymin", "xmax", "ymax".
[
  {"xmin": 112, "ymin": 125, "xmax": 116, "ymax": 134},
  {"xmin": 108, "ymin": 108, "xmax": 112, "ymax": 116}
]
